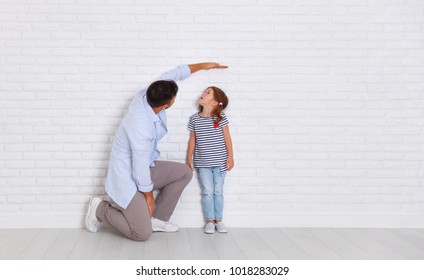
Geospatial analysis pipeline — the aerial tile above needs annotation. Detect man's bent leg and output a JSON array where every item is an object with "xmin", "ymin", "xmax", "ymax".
[
  {"xmin": 151, "ymin": 161, "xmax": 193, "ymax": 221},
  {"xmin": 96, "ymin": 192, "xmax": 152, "ymax": 241}
]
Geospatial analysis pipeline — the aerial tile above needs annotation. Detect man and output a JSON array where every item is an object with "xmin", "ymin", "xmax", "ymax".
[{"xmin": 85, "ymin": 62, "xmax": 228, "ymax": 241}]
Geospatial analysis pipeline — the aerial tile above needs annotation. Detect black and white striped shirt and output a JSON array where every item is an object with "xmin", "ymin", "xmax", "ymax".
[{"xmin": 188, "ymin": 113, "xmax": 229, "ymax": 172}]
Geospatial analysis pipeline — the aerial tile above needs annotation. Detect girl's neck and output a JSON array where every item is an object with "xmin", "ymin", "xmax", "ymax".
[{"xmin": 199, "ymin": 106, "xmax": 214, "ymax": 117}]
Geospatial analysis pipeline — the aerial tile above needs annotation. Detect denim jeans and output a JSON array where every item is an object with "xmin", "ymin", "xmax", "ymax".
[{"xmin": 197, "ymin": 167, "xmax": 227, "ymax": 221}]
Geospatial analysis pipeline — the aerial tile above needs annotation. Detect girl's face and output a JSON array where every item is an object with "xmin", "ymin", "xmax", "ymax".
[{"xmin": 199, "ymin": 88, "xmax": 218, "ymax": 107}]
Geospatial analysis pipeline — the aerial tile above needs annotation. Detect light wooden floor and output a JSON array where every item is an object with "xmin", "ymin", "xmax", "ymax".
[{"xmin": 1, "ymin": 227, "xmax": 424, "ymax": 260}]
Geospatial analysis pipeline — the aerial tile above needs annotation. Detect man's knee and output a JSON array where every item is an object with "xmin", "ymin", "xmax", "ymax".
[
  {"xmin": 184, "ymin": 165, "xmax": 193, "ymax": 181},
  {"xmin": 175, "ymin": 162, "xmax": 193, "ymax": 184},
  {"xmin": 130, "ymin": 227, "xmax": 152, "ymax": 242}
]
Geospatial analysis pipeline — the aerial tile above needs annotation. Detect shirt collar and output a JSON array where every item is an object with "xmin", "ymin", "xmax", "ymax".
[{"xmin": 143, "ymin": 94, "xmax": 160, "ymax": 122}]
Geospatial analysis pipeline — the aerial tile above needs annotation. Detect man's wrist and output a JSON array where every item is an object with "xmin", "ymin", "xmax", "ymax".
[{"xmin": 142, "ymin": 191, "xmax": 154, "ymax": 200}]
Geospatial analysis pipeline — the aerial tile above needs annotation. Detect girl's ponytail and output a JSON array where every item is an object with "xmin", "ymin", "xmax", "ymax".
[{"xmin": 209, "ymin": 86, "xmax": 228, "ymax": 124}]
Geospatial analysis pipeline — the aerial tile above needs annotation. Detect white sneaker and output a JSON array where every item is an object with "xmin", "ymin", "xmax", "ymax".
[
  {"xmin": 151, "ymin": 217, "xmax": 179, "ymax": 232},
  {"xmin": 85, "ymin": 197, "xmax": 102, "ymax": 233},
  {"xmin": 204, "ymin": 222, "xmax": 215, "ymax": 234},
  {"xmin": 215, "ymin": 222, "xmax": 228, "ymax": 233}
]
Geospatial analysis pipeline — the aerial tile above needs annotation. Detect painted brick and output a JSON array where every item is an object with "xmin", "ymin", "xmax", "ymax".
[{"xmin": 0, "ymin": 0, "xmax": 424, "ymax": 228}]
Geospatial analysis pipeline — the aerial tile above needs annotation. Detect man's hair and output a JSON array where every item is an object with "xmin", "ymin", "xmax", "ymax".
[{"xmin": 146, "ymin": 80, "xmax": 179, "ymax": 107}]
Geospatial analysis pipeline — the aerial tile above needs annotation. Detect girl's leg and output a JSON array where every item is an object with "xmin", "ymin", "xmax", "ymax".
[
  {"xmin": 212, "ymin": 168, "xmax": 226, "ymax": 222},
  {"xmin": 197, "ymin": 168, "xmax": 215, "ymax": 222}
]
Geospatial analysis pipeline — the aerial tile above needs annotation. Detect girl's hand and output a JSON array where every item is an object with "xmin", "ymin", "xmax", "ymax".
[
  {"xmin": 226, "ymin": 157, "xmax": 234, "ymax": 171},
  {"xmin": 187, "ymin": 159, "xmax": 194, "ymax": 171}
]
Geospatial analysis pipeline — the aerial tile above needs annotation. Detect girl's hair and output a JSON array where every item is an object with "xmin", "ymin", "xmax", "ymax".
[{"xmin": 199, "ymin": 86, "xmax": 228, "ymax": 123}]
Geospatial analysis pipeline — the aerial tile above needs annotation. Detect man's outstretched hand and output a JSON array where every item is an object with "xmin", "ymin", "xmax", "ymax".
[
  {"xmin": 188, "ymin": 62, "xmax": 228, "ymax": 74},
  {"xmin": 203, "ymin": 62, "xmax": 228, "ymax": 69}
]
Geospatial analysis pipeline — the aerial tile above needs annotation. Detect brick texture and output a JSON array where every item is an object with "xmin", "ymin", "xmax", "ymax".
[{"xmin": 1, "ymin": 0, "xmax": 424, "ymax": 228}]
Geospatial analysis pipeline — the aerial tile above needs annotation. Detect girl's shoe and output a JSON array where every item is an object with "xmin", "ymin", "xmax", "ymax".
[
  {"xmin": 204, "ymin": 222, "xmax": 215, "ymax": 234},
  {"xmin": 215, "ymin": 222, "xmax": 228, "ymax": 233}
]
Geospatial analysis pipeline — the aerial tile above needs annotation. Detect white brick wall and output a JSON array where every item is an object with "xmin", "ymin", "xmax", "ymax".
[{"xmin": 1, "ymin": 0, "xmax": 424, "ymax": 228}]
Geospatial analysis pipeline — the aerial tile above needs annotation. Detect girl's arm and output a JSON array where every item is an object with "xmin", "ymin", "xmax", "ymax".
[
  {"xmin": 222, "ymin": 126, "xmax": 234, "ymax": 171},
  {"xmin": 186, "ymin": 131, "xmax": 196, "ymax": 170}
]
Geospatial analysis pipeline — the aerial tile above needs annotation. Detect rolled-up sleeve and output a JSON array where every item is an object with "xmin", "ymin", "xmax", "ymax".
[{"xmin": 158, "ymin": 64, "xmax": 191, "ymax": 82}]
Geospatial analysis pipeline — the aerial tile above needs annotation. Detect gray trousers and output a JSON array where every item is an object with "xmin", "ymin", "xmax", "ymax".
[{"xmin": 96, "ymin": 161, "xmax": 193, "ymax": 241}]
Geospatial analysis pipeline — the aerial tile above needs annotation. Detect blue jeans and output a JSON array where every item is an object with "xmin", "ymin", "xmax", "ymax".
[{"xmin": 197, "ymin": 167, "xmax": 227, "ymax": 221}]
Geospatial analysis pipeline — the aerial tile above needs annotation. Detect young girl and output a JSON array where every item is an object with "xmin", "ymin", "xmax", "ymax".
[{"xmin": 187, "ymin": 86, "xmax": 234, "ymax": 234}]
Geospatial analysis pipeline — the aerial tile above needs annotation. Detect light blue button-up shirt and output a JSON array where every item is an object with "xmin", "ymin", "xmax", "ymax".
[{"xmin": 105, "ymin": 64, "xmax": 191, "ymax": 209}]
